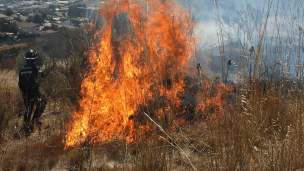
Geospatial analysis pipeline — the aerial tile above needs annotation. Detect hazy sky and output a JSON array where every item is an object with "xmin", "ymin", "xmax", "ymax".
[
  {"xmin": 175, "ymin": 0, "xmax": 304, "ymax": 79},
  {"xmin": 179, "ymin": 0, "xmax": 266, "ymax": 22},
  {"xmin": 177, "ymin": 0, "xmax": 293, "ymax": 46}
]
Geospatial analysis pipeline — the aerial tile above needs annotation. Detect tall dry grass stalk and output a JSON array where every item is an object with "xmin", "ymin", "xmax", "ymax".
[
  {"xmin": 203, "ymin": 0, "xmax": 304, "ymax": 169},
  {"xmin": 0, "ymin": 70, "xmax": 23, "ymax": 143}
]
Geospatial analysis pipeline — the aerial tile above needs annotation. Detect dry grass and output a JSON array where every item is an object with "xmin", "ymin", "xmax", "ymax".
[
  {"xmin": 1, "ymin": 0, "xmax": 304, "ymax": 170},
  {"xmin": 0, "ymin": 43, "xmax": 28, "ymax": 70},
  {"xmin": 0, "ymin": 70, "xmax": 23, "ymax": 144}
]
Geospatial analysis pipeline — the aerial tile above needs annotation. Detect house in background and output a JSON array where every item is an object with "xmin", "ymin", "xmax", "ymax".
[
  {"xmin": 11, "ymin": 13, "xmax": 28, "ymax": 21},
  {"xmin": 16, "ymin": 22, "xmax": 40, "ymax": 34}
]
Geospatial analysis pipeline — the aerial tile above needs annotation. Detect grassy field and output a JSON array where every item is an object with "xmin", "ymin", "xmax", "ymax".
[{"xmin": 1, "ymin": 0, "xmax": 304, "ymax": 170}]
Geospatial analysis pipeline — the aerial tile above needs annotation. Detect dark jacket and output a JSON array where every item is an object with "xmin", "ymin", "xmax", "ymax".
[{"xmin": 18, "ymin": 60, "xmax": 41, "ymax": 92}]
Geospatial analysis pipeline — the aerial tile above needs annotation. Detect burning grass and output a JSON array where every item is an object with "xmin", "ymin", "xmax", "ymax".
[
  {"xmin": 65, "ymin": 0, "xmax": 196, "ymax": 147},
  {"xmin": 1, "ymin": 0, "xmax": 304, "ymax": 170}
]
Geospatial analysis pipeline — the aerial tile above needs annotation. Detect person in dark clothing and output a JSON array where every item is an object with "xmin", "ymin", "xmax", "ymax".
[{"xmin": 18, "ymin": 49, "xmax": 47, "ymax": 134}]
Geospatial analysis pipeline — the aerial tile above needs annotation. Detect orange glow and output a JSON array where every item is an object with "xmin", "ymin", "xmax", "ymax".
[
  {"xmin": 65, "ymin": 0, "xmax": 195, "ymax": 147},
  {"xmin": 195, "ymin": 82, "xmax": 234, "ymax": 122}
]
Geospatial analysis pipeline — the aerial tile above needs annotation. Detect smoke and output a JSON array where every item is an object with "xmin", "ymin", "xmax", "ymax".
[
  {"xmin": 176, "ymin": 0, "xmax": 303, "ymax": 82},
  {"xmin": 84, "ymin": 0, "xmax": 301, "ymax": 82}
]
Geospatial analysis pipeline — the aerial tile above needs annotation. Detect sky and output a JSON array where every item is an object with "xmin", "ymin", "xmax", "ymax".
[
  {"xmin": 194, "ymin": 0, "xmax": 266, "ymax": 44},
  {"xmin": 177, "ymin": 0, "xmax": 294, "ymax": 46},
  {"xmin": 178, "ymin": 0, "xmax": 261, "ymax": 45},
  {"xmin": 175, "ymin": 0, "xmax": 304, "ymax": 80}
]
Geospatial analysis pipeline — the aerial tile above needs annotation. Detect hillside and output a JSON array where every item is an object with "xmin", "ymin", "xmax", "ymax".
[{"xmin": 1, "ymin": 0, "xmax": 304, "ymax": 170}]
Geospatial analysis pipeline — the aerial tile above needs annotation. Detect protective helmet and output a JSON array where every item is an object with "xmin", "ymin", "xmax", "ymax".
[{"xmin": 24, "ymin": 49, "xmax": 38, "ymax": 60}]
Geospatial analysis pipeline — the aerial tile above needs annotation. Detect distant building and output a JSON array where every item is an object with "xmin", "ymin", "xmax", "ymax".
[
  {"xmin": 16, "ymin": 22, "xmax": 40, "ymax": 34},
  {"xmin": 11, "ymin": 13, "xmax": 28, "ymax": 21},
  {"xmin": 58, "ymin": 1, "xmax": 70, "ymax": 5},
  {"xmin": 57, "ymin": 21, "xmax": 77, "ymax": 29},
  {"xmin": 43, "ymin": 22, "xmax": 52, "ymax": 27}
]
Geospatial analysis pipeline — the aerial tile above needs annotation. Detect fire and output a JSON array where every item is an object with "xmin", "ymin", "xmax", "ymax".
[
  {"xmin": 196, "ymin": 81, "xmax": 234, "ymax": 122},
  {"xmin": 65, "ymin": 0, "xmax": 196, "ymax": 147}
]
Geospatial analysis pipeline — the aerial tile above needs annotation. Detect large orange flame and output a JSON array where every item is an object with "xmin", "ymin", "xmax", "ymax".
[{"xmin": 65, "ymin": 0, "xmax": 196, "ymax": 147}]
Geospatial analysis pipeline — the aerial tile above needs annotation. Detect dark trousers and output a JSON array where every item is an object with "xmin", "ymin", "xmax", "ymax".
[{"xmin": 20, "ymin": 89, "xmax": 47, "ymax": 127}]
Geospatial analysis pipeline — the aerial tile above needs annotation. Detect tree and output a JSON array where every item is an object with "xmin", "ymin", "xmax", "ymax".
[
  {"xmin": 4, "ymin": 8, "xmax": 13, "ymax": 16},
  {"xmin": 17, "ymin": 30, "xmax": 35, "ymax": 39},
  {"xmin": 68, "ymin": 5, "xmax": 86, "ymax": 17},
  {"xmin": 27, "ymin": 14, "xmax": 44, "ymax": 25},
  {"xmin": 0, "ymin": 33, "xmax": 8, "ymax": 40},
  {"xmin": 41, "ymin": 12, "xmax": 47, "ymax": 19},
  {"xmin": 8, "ymin": 22, "xmax": 19, "ymax": 33},
  {"xmin": 0, "ymin": 22, "xmax": 19, "ymax": 34},
  {"xmin": 18, "ymin": 10, "xmax": 29, "ymax": 16},
  {"xmin": 51, "ymin": 24, "xmax": 59, "ymax": 31}
]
